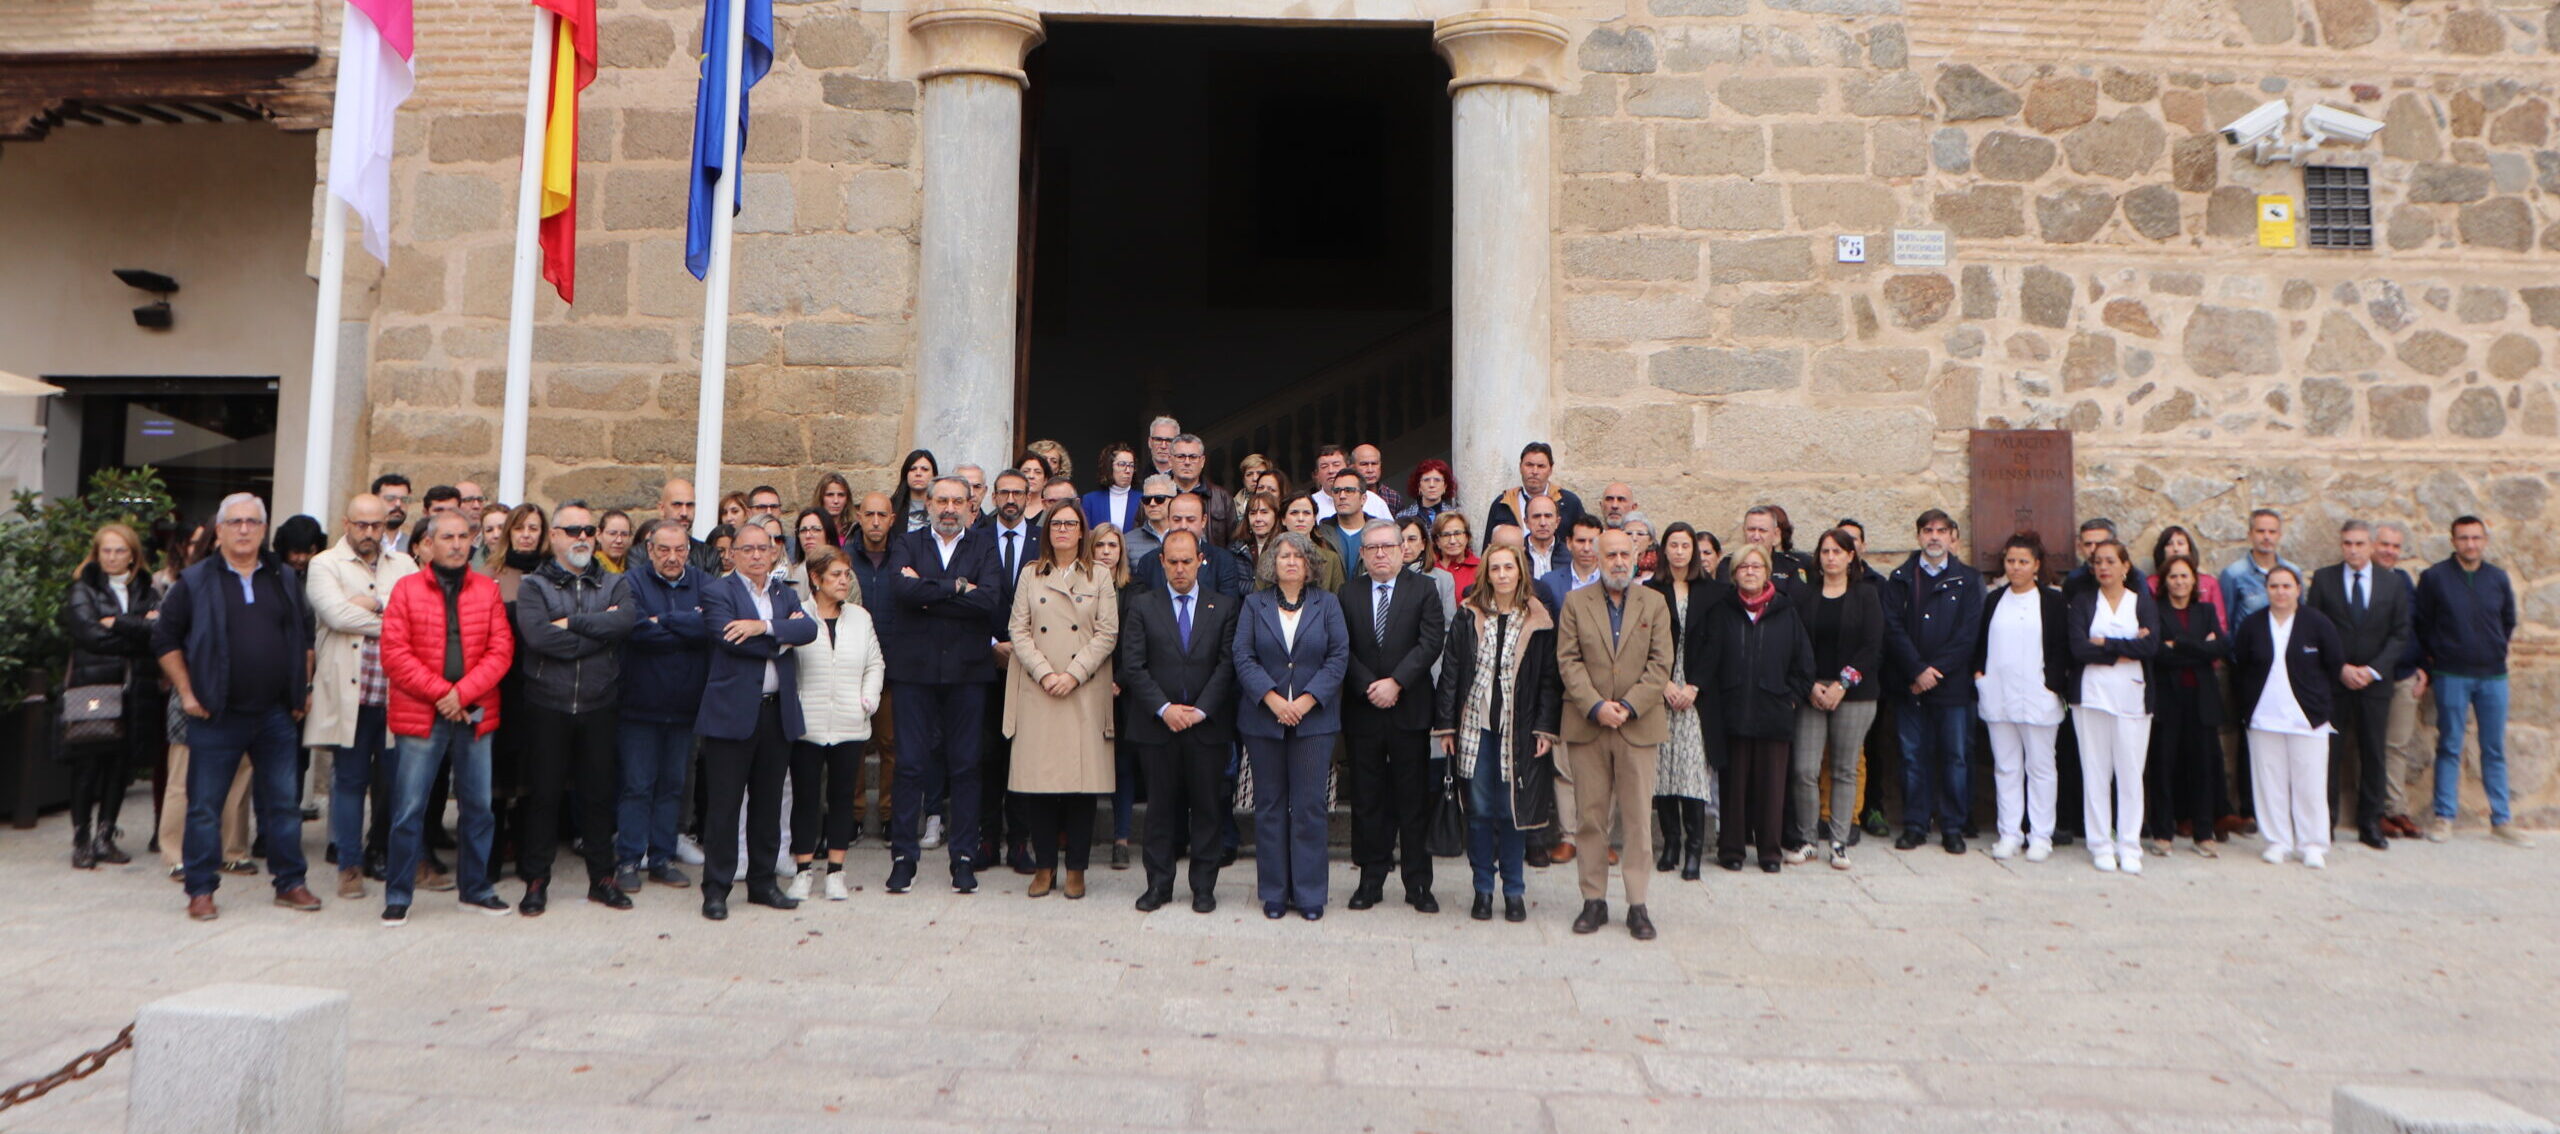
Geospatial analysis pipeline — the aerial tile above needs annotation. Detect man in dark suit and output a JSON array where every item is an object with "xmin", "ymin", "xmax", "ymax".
[
  {"xmin": 2306, "ymin": 519, "xmax": 2412, "ymax": 851},
  {"xmin": 1130, "ymin": 492, "xmax": 1248, "ymax": 596},
  {"xmin": 976, "ymin": 469, "xmax": 1037, "ymax": 873},
  {"xmin": 1340, "ymin": 520, "xmax": 1450, "ymax": 912},
  {"xmin": 1120, "ymin": 530, "xmax": 1241, "ymax": 913},
  {"xmin": 883, "ymin": 476, "xmax": 1005, "ymax": 895},
  {"xmin": 693, "ymin": 522, "xmax": 817, "ymax": 920}
]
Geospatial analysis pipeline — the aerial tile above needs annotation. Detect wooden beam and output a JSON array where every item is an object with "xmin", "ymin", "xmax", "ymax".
[
  {"xmin": 86, "ymin": 104, "xmax": 143, "ymax": 125},
  {"xmin": 174, "ymin": 103, "xmax": 227, "ymax": 123},
  {"xmin": 128, "ymin": 104, "xmax": 185, "ymax": 124}
]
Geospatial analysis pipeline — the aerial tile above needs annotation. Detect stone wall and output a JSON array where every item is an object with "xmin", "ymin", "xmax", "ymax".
[{"xmin": 1547, "ymin": 0, "xmax": 2558, "ymax": 822}]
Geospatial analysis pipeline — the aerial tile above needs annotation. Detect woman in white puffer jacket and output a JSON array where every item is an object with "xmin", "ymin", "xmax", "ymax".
[{"xmin": 787, "ymin": 547, "xmax": 886, "ymax": 901}]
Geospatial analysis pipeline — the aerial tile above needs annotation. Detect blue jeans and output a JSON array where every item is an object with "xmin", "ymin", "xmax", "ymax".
[
  {"xmin": 388, "ymin": 720, "xmax": 497, "ymax": 906},
  {"xmin": 1899, "ymin": 701, "xmax": 1974, "ymax": 836},
  {"xmin": 330, "ymin": 705, "xmax": 389, "ymax": 869},
  {"xmin": 1466, "ymin": 729, "xmax": 1524, "ymax": 899},
  {"xmin": 2431, "ymin": 674, "xmax": 2511, "ymax": 826},
  {"xmin": 618, "ymin": 720, "xmax": 694, "ymax": 868},
  {"xmin": 184, "ymin": 705, "xmax": 305, "ymax": 897}
]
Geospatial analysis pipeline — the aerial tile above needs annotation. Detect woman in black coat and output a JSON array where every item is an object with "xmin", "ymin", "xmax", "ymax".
[
  {"xmin": 2232, "ymin": 565, "xmax": 2346, "ymax": 869},
  {"xmin": 2143, "ymin": 554, "xmax": 2228, "ymax": 858},
  {"xmin": 1433, "ymin": 543, "xmax": 1563, "ymax": 923},
  {"xmin": 1972, "ymin": 533, "xmax": 2071, "ymax": 861},
  {"xmin": 58, "ymin": 523, "xmax": 162, "ymax": 869},
  {"xmin": 1696, "ymin": 545, "xmax": 1816, "ymax": 873},
  {"xmin": 1643, "ymin": 524, "xmax": 1727, "ymax": 879}
]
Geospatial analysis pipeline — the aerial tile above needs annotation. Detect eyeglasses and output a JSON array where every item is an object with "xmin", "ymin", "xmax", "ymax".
[
  {"xmin": 556, "ymin": 525, "xmax": 599, "ymax": 538},
  {"xmin": 219, "ymin": 517, "xmax": 265, "ymax": 529},
  {"xmin": 1143, "ymin": 495, "xmax": 1173, "ymax": 504},
  {"xmin": 1050, "ymin": 520, "xmax": 1085, "ymax": 530},
  {"xmin": 1363, "ymin": 543, "xmax": 1400, "ymax": 553},
  {"xmin": 666, "ymin": 500, "xmax": 695, "ymax": 509},
  {"xmin": 798, "ymin": 526, "xmax": 826, "ymax": 536},
  {"xmin": 347, "ymin": 520, "xmax": 387, "ymax": 532},
  {"xmin": 458, "ymin": 495, "xmax": 486, "ymax": 505}
]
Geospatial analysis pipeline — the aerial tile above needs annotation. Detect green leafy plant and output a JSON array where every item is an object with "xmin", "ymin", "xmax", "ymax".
[{"xmin": 0, "ymin": 467, "xmax": 177, "ymax": 697}]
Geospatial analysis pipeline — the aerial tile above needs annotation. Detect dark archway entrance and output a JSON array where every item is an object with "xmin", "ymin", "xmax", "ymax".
[{"xmin": 1018, "ymin": 22, "xmax": 1451, "ymax": 493}]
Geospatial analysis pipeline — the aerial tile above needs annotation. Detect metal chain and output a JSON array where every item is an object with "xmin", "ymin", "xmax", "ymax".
[{"xmin": 0, "ymin": 1023, "xmax": 134, "ymax": 1113}]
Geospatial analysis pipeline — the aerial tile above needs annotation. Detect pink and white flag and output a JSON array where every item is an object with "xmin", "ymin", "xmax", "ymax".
[{"xmin": 327, "ymin": 0, "xmax": 414, "ymax": 263}]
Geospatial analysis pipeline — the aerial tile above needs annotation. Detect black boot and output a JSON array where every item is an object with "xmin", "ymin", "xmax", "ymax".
[
  {"xmin": 93, "ymin": 827, "xmax": 132, "ymax": 865},
  {"xmin": 1652, "ymin": 798, "xmax": 1681, "ymax": 873},
  {"xmin": 72, "ymin": 823, "xmax": 96, "ymax": 870},
  {"xmin": 1679, "ymin": 800, "xmax": 1707, "ymax": 880}
]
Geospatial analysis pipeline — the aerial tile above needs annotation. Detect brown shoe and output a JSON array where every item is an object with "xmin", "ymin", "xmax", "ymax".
[
  {"xmin": 337, "ymin": 868, "xmax": 367, "ymax": 900},
  {"xmin": 273, "ymin": 886, "xmax": 324, "ymax": 912},
  {"xmin": 1063, "ymin": 870, "xmax": 1086, "ymax": 900},
  {"xmin": 1551, "ymin": 842, "xmax": 1578, "ymax": 864},
  {"xmin": 418, "ymin": 862, "xmax": 457, "ymax": 893},
  {"xmin": 1607, "ymin": 847, "xmax": 1621, "ymax": 866},
  {"xmin": 186, "ymin": 894, "xmax": 219, "ymax": 921},
  {"xmin": 1027, "ymin": 869, "xmax": 1053, "ymax": 898}
]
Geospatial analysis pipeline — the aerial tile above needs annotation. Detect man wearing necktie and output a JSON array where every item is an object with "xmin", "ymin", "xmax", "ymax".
[
  {"xmin": 2306, "ymin": 519, "xmax": 2411, "ymax": 852},
  {"xmin": 1339, "ymin": 521, "xmax": 1448, "ymax": 913},
  {"xmin": 1119, "ymin": 530, "xmax": 1241, "ymax": 912},
  {"xmin": 979, "ymin": 470, "xmax": 1037, "ymax": 874}
]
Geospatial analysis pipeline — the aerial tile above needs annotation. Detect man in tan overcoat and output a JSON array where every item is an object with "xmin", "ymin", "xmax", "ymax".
[{"xmin": 1555, "ymin": 529, "xmax": 1675, "ymax": 940}]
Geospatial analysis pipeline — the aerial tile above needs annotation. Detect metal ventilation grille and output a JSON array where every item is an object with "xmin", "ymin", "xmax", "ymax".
[{"xmin": 2303, "ymin": 166, "xmax": 2373, "ymax": 249}]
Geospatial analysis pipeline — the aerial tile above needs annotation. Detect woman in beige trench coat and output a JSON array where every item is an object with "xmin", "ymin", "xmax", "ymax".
[{"xmin": 1004, "ymin": 502, "xmax": 1120, "ymax": 898}]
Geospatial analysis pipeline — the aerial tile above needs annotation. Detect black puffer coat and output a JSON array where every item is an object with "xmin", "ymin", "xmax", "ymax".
[{"xmin": 60, "ymin": 564, "xmax": 161, "ymax": 689}]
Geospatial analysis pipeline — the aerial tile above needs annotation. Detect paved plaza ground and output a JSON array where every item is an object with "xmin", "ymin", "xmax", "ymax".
[{"xmin": 0, "ymin": 808, "xmax": 2553, "ymax": 1134}]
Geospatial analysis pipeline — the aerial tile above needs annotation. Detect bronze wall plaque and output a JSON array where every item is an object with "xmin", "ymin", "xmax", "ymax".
[{"xmin": 1968, "ymin": 429, "xmax": 2073, "ymax": 579}]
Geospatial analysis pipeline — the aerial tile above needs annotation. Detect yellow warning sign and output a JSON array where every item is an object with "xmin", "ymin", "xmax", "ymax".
[{"xmin": 2257, "ymin": 195, "xmax": 2297, "ymax": 249}]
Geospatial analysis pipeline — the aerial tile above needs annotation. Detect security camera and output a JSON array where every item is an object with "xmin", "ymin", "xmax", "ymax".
[
  {"xmin": 2302, "ymin": 104, "xmax": 2384, "ymax": 145},
  {"xmin": 2219, "ymin": 100, "xmax": 2288, "ymax": 147}
]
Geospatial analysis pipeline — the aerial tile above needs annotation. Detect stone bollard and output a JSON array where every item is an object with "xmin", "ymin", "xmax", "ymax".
[
  {"xmin": 2336, "ymin": 1085, "xmax": 2560, "ymax": 1134},
  {"xmin": 127, "ymin": 984, "xmax": 349, "ymax": 1134}
]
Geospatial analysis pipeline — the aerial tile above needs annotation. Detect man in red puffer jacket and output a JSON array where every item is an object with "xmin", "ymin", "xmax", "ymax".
[{"xmin": 377, "ymin": 512, "xmax": 516, "ymax": 926}]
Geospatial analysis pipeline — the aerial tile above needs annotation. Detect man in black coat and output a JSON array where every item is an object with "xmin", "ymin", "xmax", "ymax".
[
  {"xmin": 2305, "ymin": 520, "xmax": 2412, "ymax": 851},
  {"xmin": 1340, "ymin": 520, "xmax": 1450, "ymax": 912},
  {"xmin": 1881, "ymin": 509, "xmax": 1985, "ymax": 855},
  {"xmin": 882, "ymin": 476, "xmax": 1005, "ymax": 896},
  {"xmin": 1120, "ymin": 530, "xmax": 1241, "ymax": 913}
]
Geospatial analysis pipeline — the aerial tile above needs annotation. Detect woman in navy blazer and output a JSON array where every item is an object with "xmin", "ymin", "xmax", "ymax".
[
  {"xmin": 2232, "ymin": 565, "xmax": 2347, "ymax": 868},
  {"xmin": 1232, "ymin": 531, "xmax": 1350, "ymax": 920},
  {"xmin": 1082, "ymin": 442, "xmax": 1144, "ymax": 534}
]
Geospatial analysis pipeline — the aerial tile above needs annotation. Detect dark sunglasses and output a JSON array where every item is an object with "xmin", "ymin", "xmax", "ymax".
[
  {"xmin": 556, "ymin": 525, "xmax": 599, "ymax": 538},
  {"xmin": 1143, "ymin": 495, "xmax": 1173, "ymax": 504}
]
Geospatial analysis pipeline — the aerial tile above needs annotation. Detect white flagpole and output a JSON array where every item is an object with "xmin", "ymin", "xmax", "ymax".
[
  {"xmin": 301, "ymin": 191, "xmax": 349, "ymax": 522},
  {"xmin": 690, "ymin": 0, "xmax": 748, "ymax": 540},
  {"xmin": 498, "ymin": 7, "xmax": 558, "ymax": 509}
]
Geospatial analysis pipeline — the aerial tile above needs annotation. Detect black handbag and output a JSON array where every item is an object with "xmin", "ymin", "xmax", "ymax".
[
  {"xmin": 1427, "ymin": 757, "xmax": 1468, "ymax": 858},
  {"xmin": 61, "ymin": 681, "xmax": 126, "ymax": 745}
]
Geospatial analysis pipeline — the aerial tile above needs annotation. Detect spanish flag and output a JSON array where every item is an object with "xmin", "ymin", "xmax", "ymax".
[{"xmin": 534, "ymin": 0, "xmax": 597, "ymax": 302}]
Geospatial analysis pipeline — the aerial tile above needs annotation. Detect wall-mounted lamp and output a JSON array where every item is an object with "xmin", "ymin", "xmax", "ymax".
[{"xmin": 113, "ymin": 268, "xmax": 178, "ymax": 330}]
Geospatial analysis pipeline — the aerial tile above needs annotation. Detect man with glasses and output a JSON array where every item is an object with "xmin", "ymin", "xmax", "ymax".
[
  {"xmin": 1883, "ymin": 509, "xmax": 1984, "ymax": 855},
  {"xmin": 747, "ymin": 485, "xmax": 785, "ymax": 526},
  {"xmin": 696, "ymin": 523, "xmax": 820, "ymax": 917},
  {"xmin": 512, "ymin": 502, "xmax": 637, "ymax": 914},
  {"xmin": 619, "ymin": 520, "xmax": 709, "ymax": 893},
  {"xmin": 454, "ymin": 481, "xmax": 488, "ymax": 526},
  {"xmin": 371, "ymin": 474, "xmax": 413, "ymax": 556},
  {"xmin": 1320, "ymin": 470, "xmax": 1371, "ymax": 565},
  {"xmin": 155, "ymin": 493, "xmax": 320, "ymax": 921},
  {"xmin": 1126, "ymin": 474, "xmax": 1178, "ymax": 565},
  {"xmin": 979, "ymin": 469, "xmax": 1038, "ymax": 873},
  {"xmin": 1169, "ymin": 433, "xmax": 1233, "ymax": 536},
  {"xmin": 1305, "ymin": 445, "xmax": 1391, "ymax": 525},
  {"xmin": 1132, "ymin": 492, "xmax": 1248, "ymax": 597},
  {"xmin": 883, "ymin": 476, "xmax": 1006, "ymax": 894},
  {"xmin": 378, "ymin": 511, "xmax": 517, "ymax": 925},
  {"xmin": 303, "ymin": 493, "xmax": 423, "ymax": 900},
  {"xmin": 1340, "ymin": 520, "xmax": 1447, "ymax": 914},
  {"xmin": 1146, "ymin": 415, "xmax": 1183, "ymax": 481}
]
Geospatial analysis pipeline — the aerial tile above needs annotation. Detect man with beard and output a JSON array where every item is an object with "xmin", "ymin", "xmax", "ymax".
[
  {"xmin": 512, "ymin": 501, "xmax": 637, "ymax": 914},
  {"xmin": 304, "ymin": 493, "xmax": 425, "ymax": 899},
  {"xmin": 979, "ymin": 469, "xmax": 1036, "ymax": 872},
  {"xmin": 372, "ymin": 474, "xmax": 413, "ymax": 556},
  {"xmin": 1554, "ymin": 529, "xmax": 1674, "ymax": 940},
  {"xmin": 884, "ymin": 477, "xmax": 1005, "ymax": 894}
]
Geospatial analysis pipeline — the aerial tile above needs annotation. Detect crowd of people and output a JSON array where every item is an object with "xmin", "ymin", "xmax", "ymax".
[{"xmin": 50, "ymin": 415, "xmax": 2533, "ymax": 939}]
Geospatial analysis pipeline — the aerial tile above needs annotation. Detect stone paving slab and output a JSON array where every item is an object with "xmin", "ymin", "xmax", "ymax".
[{"xmin": 0, "ymin": 806, "xmax": 2552, "ymax": 1134}]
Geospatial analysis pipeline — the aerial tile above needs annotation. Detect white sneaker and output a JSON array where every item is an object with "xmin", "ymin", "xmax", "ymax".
[
  {"xmin": 2302, "ymin": 850, "xmax": 2327, "ymax": 870},
  {"xmin": 2424, "ymin": 816, "xmax": 2451, "ymax": 843},
  {"xmin": 674, "ymin": 834, "xmax": 706, "ymax": 866},
  {"xmin": 2024, "ymin": 841, "xmax": 2052, "ymax": 863},
  {"xmin": 1990, "ymin": 838, "xmax": 2019, "ymax": 860},
  {"xmin": 824, "ymin": 871, "xmax": 849, "ymax": 901},
  {"xmin": 1829, "ymin": 843, "xmax": 1851, "ymax": 871},
  {"xmin": 2261, "ymin": 846, "xmax": 2288, "ymax": 865},
  {"xmin": 776, "ymin": 852, "xmax": 798, "ymax": 878},
  {"xmin": 2092, "ymin": 852, "xmax": 2118, "ymax": 873},
  {"xmin": 2117, "ymin": 852, "xmax": 2142, "ymax": 876},
  {"xmin": 785, "ymin": 869, "xmax": 813, "ymax": 902},
  {"xmin": 2491, "ymin": 825, "xmax": 2537, "ymax": 849},
  {"xmin": 922, "ymin": 816, "xmax": 946, "ymax": 850},
  {"xmin": 1782, "ymin": 845, "xmax": 1813, "ymax": 865}
]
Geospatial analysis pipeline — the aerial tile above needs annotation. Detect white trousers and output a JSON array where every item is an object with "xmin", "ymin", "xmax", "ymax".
[
  {"xmin": 1984, "ymin": 721, "xmax": 2059, "ymax": 847},
  {"xmin": 2246, "ymin": 729, "xmax": 2331, "ymax": 856},
  {"xmin": 2073, "ymin": 708, "xmax": 2151, "ymax": 859}
]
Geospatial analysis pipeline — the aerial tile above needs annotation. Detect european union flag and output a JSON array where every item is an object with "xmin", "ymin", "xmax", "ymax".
[{"xmin": 684, "ymin": 0, "xmax": 773, "ymax": 280}]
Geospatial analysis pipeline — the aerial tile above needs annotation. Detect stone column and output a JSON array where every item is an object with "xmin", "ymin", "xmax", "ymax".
[
  {"xmin": 907, "ymin": 2, "xmax": 1043, "ymax": 470},
  {"xmin": 1434, "ymin": 10, "xmax": 1566, "ymax": 524}
]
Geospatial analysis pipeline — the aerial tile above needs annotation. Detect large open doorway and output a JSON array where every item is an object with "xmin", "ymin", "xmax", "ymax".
[{"xmin": 1018, "ymin": 22, "xmax": 1451, "ymax": 494}]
